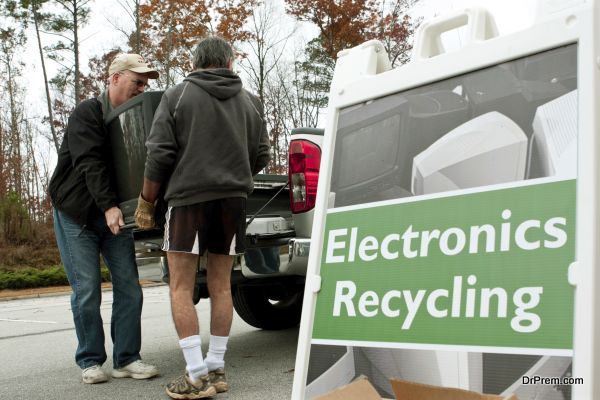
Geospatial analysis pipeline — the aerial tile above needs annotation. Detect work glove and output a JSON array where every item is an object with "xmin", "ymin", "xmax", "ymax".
[{"xmin": 134, "ymin": 194, "xmax": 156, "ymax": 230}]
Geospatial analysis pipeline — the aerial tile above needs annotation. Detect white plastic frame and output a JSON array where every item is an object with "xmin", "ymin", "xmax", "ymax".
[{"xmin": 292, "ymin": 2, "xmax": 600, "ymax": 399}]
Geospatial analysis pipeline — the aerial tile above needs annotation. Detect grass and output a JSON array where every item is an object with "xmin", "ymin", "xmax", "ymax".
[{"xmin": 0, "ymin": 265, "xmax": 111, "ymax": 290}]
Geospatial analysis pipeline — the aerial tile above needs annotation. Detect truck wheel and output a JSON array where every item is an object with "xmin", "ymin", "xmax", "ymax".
[{"xmin": 232, "ymin": 286, "xmax": 303, "ymax": 330}]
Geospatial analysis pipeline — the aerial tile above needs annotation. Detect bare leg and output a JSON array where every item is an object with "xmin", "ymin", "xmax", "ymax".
[
  {"xmin": 207, "ymin": 253, "xmax": 233, "ymax": 336},
  {"xmin": 167, "ymin": 252, "xmax": 200, "ymax": 339}
]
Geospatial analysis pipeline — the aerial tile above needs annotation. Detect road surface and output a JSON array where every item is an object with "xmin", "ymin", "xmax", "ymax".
[{"xmin": 0, "ymin": 284, "xmax": 299, "ymax": 399}]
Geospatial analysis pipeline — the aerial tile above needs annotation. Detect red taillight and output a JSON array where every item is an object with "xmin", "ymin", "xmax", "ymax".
[{"xmin": 288, "ymin": 139, "xmax": 321, "ymax": 213}]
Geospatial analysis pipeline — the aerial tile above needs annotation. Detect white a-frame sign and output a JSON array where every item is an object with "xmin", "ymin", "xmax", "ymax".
[{"xmin": 292, "ymin": 1, "xmax": 600, "ymax": 399}]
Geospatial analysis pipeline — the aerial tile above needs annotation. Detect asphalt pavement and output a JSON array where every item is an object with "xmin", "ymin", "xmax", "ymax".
[{"xmin": 0, "ymin": 284, "xmax": 299, "ymax": 399}]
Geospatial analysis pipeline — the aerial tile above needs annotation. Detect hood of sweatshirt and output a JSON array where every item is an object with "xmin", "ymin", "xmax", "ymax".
[
  {"xmin": 184, "ymin": 69, "xmax": 242, "ymax": 100},
  {"xmin": 97, "ymin": 90, "xmax": 112, "ymax": 122}
]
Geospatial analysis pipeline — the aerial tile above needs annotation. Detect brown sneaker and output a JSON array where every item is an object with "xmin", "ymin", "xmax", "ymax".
[
  {"xmin": 208, "ymin": 368, "xmax": 228, "ymax": 393},
  {"xmin": 165, "ymin": 372, "xmax": 216, "ymax": 399}
]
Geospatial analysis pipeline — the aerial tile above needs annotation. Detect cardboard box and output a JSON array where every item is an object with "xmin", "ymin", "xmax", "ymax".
[{"xmin": 314, "ymin": 377, "xmax": 518, "ymax": 400}]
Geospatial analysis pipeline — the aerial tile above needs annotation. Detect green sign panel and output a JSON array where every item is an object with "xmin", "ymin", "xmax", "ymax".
[{"xmin": 313, "ymin": 180, "xmax": 575, "ymax": 352}]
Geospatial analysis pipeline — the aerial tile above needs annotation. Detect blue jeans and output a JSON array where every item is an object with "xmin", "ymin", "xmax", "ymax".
[{"xmin": 53, "ymin": 208, "xmax": 143, "ymax": 369}]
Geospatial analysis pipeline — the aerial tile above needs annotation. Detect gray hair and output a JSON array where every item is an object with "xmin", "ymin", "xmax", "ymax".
[{"xmin": 192, "ymin": 36, "xmax": 234, "ymax": 69}]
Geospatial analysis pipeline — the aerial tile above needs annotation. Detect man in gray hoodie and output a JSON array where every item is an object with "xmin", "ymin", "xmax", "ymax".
[{"xmin": 135, "ymin": 36, "xmax": 270, "ymax": 399}]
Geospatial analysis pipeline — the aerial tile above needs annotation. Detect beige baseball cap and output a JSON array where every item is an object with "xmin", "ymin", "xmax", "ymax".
[{"xmin": 109, "ymin": 53, "xmax": 159, "ymax": 79}]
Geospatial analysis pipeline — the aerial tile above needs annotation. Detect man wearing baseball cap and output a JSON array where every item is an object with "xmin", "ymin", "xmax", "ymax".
[
  {"xmin": 106, "ymin": 53, "xmax": 159, "ymax": 107},
  {"xmin": 109, "ymin": 53, "xmax": 160, "ymax": 78},
  {"xmin": 49, "ymin": 54, "xmax": 159, "ymax": 384}
]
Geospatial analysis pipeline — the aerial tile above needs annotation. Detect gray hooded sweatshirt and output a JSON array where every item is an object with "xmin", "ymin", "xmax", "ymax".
[{"xmin": 144, "ymin": 68, "xmax": 270, "ymax": 206}]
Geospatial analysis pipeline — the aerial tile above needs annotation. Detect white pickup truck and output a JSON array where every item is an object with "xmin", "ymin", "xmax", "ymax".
[{"xmin": 286, "ymin": 128, "xmax": 324, "ymax": 283}]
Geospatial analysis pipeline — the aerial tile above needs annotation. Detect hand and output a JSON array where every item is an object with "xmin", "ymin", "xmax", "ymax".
[
  {"xmin": 105, "ymin": 207, "xmax": 124, "ymax": 235},
  {"xmin": 134, "ymin": 193, "xmax": 156, "ymax": 230}
]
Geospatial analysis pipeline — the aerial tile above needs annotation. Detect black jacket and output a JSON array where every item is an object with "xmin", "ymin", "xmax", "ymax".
[{"xmin": 49, "ymin": 97, "xmax": 119, "ymax": 225}]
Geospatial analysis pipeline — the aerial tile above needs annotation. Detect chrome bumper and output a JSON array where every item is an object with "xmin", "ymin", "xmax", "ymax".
[{"xmin": 284, "ymin": 238, "xmax": 311, "ymax": 275}]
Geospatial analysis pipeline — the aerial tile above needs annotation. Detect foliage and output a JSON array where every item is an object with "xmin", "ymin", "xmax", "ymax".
[
  {"xmin": 80, "ymin": 48, "xmax": 123, "ymax": 99},
  {"xmin": 287, "ymin": 0, "xmax": 379, "ymax": 60},
  {"xmin": 285, "ymin": 0, "xmax": 419, "ymax": 112},
  {"xmin": 292, "ymin": 37, "xmax": 333, "ymax": 111},
  {"xmin": 0, "ymin": 192, "xmax": 31, "ymax": 243},
  {"xmin": 137, "ymin": 0, "xmax": 256, "ymax": 88},
  {"xmin": 0, "ymin": 23, "xmax": 51, "ymax": 245},
  {"xmin": 236, "ymin": 0, "xmax": 300, "ymax": 174},
  {"xmin": 3, "ymin": 0, "xmax": 62, "ymax": 152},
  {"xmin": 377, "ymin": 1, "xmax": 420, "ymax": 66},
  {"xmin": 287, "ymin": 0, "xmax": 418, "ymax": 65},
  {"xmin": 0, "ymin": 27, "xmax": 27, "ymax": 198},
  {"xmin": 44, "ymin": 0, "xmax": 92, "ymax": 105},
  {"xmin": 0, "ymin": 240, "xmax": 60, "ymax": 269},
  {"xmin": 0, "ymin": 265, "xmax": 111, "ymax": 290},
  {"xmin": 22, "ymin": 0, "xmax": 93, "ymax": 147}
]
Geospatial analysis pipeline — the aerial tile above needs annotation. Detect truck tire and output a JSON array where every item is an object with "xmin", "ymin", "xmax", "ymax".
[{"xmin": 232, "ymin": 286, "xmax": 303, "ymax": 330}]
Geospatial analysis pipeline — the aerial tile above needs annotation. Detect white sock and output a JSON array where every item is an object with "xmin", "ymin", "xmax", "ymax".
[
  {"xmin": 179, "ymin": 335, "xmax": 208, "ymax": 381},
  {"xmin": 205, "ymin": 335, "xmax": 229, "ymax": 371}
]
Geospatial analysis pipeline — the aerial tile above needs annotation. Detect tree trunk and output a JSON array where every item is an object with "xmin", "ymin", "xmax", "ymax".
[
  {"xmin": 73, "ymin": 2, "xmax": 81, "ymax": 104},
  {"xmin": 32, "ymin": 4, "xmax": 60, "ymax": 152},
  {"xmin": 6, "ymin": 61, "xmax": 22, "ymax": 196},
  {"xmin": 135, "ymin": 0, "xmax": 141, "ymax": 53},
  {"xmin": 0, "ymin": 122, "xmax": 5, "ymax": 195}
]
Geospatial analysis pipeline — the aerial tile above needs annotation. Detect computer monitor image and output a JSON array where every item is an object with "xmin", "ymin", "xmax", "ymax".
[
  {"xmin": 411, "ymin": 112, "xmax": 528, "ymax": 196},
  {"xmin": 461, "ymin": 44, "xmax": 576, "ymax": 138},
  {"xmin": 105, "ymin": 91, "xmax": 165, "ymax": 226},
  {"xmin": 331, "ymin": 89, "xmax": 470, "ymax": 207},
  {"xmin": 328, "ymin": 44, "xmax": 577, "ymax": 210},
  {"xmin": 332, "ymin": 93, "xmax": 407, "ymax": 206},
  {"xmin": 305, "ymin": 345, "xmax": 355, "ymax": 398},
  {"xmin": 397, "ymin": 90, "xmax": 471, "ymax": 190},
  {"xmin": 462, "ymin": 65, "xmax": 536, "ymax": 137},
  {"xmin": 529, "ymin": 90, "xmax": 577, "ymax": 179},
  {"xmin": 512, "ymin": 45, "xmax": 577, "ymax": 94}
]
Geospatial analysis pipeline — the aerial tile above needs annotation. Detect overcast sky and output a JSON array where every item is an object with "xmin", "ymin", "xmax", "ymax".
[
  {"xmin": 20, "ymin": 0, "xmax": 540, "ymax": 168},
  {"xmin": 24, "ymin": 0, "xmax": 539, "ymax": 86},
  {"xmin": 22, "ymin": 0, "xmax": 540, "ymax": 102}
]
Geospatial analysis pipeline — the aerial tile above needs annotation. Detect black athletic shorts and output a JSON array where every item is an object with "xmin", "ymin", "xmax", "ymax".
[{"xmin": 162, "ymin": 197, "xmax": 246, "ymax": 255}]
